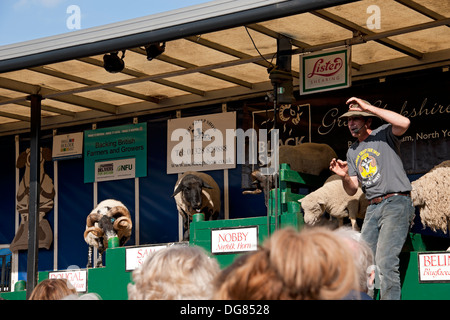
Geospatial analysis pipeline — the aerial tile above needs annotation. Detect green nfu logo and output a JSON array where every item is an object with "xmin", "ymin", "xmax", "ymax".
[{"xmin": 117, "ymin": 164, "xmax": 133, "ymax": 171}]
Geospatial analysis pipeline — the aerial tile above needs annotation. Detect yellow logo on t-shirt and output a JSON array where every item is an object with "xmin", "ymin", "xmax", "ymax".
[{"xmin": 358, "ymin": 153, "xmax": 378, "ymax": 179}]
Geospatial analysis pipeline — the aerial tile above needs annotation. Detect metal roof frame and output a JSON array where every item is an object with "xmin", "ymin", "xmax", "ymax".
[
  {"xmin": 0, "ymin": 0, "xmax": 448, "ymax": 137},
  {"xmin": 0, "ymin": 0, "xmax": 448, "ymax": 297}
]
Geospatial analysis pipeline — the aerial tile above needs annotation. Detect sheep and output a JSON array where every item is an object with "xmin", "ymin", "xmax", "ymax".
[
  {"xmin": 10, "ymin": 147, "xmax": 55, "ymax": 252},
  {"xmin": 411, "ymin": 160, "xmax": 450, "ymax": 234},
  {"xmin": 172, "ymin": 171, "xmax": 221, "ymax": 240},
  {"xmin": 299, "ymin": 174, "xmax": 368, "ymax": 231},
  {"xmin": 84, "ymin": 199, "xmax": 132, "ymax": 268},
  {"xmin": 279, "ymin": 142, "xmax": 337, "ymax": 176},
  {"xmin": 243, "ymin": 142, "xmax": 337, "ymax": 206}
]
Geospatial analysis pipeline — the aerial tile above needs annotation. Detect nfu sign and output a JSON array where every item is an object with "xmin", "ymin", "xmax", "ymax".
[
  {"xmin": 94, "ymin": 158, "xmax": 136, "ymax": 182},
  {"xmin": 299, "ymin": 47, "xmax": 351, "ymax": 95}
]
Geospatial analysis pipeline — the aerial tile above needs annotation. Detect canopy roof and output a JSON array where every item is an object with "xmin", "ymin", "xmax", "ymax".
[{"xmin": 0, "ymin": 0, "xmax": 449, "ymax": 136}]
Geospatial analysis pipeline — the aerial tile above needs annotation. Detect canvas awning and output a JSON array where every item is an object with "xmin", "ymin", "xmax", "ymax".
[{"xmin": 0, "ymin": 0, "xmax": 449, "ymax": 136}]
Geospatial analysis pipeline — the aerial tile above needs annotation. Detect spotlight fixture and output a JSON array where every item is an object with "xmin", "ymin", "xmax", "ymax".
[
  {"xmin": 103, "ymin": 50, "xmax": 125, "ymax": 73},
  {"xmin": 268, "ymin": 66, "xmax": 294, "ymax": 105},
  {"xmin": 145, "ymin": 42, "xmax": 165, "ymax": 61}
]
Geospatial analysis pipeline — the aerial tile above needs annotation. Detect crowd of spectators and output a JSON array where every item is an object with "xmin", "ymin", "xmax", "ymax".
[{"xmin": 24, "ymin": 225, "xmax": 375, "ymax": 301}]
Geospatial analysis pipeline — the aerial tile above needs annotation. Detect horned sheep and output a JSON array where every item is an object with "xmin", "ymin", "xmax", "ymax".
[
  {"xmin": 411, "ymin": 160, "xmax": 450, "ymax": 234},
  {"xmin": 172, "ymin": 171, "xmax": 221, "ymax": 240},
  {"xmin": 84, "ymin": 199, "xmax": 132, "ymax": 268},
  {"xmin": 299, "ymin": 174, "xmax": 368, "ymax": 231}
]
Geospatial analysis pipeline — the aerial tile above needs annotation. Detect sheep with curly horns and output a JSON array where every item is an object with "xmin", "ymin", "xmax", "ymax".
[{"xmin": 84, "ymin": 199, "xmax": 132, "ymax": 268}]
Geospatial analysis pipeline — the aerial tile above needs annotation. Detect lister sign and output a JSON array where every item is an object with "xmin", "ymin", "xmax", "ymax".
[{"xmin": 299, "ymin": 47, "xmax": 351, "ymax": 95}]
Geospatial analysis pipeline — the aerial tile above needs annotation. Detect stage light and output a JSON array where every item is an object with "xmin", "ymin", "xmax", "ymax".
[
  {"xmin": 145, "ymin": 42, "xmax": 165, "ymax": 61},
  {"xmin": 103, "ymin": 51, "xmax": 125, "ymax": 73},
  {"xmin": 268, "ymin": 67, "xmax": 294, "ymax": 105}
]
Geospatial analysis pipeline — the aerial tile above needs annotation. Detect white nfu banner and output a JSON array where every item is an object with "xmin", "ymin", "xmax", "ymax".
[
  {"xmin": 167, "ymin": 112, "xmax": 237, "ymax": 174},
  {"xmin": 94, "ymin": 158, "xmax": 135, "ymax": 182},
  {"xmin": 299, "ymin": 47, "xmax": 351, "ymax": 95}
]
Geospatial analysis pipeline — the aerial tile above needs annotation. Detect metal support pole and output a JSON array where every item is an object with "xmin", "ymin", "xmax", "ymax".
[
  {"xmin": 25, "ymin": 94, "xmax": 42, "ymax": 299},
  {"xmin": 268, "ymin": 35, "xmax": 293, "ymax": 233}
]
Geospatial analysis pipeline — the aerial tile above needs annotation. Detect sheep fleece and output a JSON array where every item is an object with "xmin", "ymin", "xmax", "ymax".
[
  {"xmin": 411, "ymin": 160, "xmax": 450, "ymax": 233},
  {"xmin": 278, "ymin": 143, "xmax": 337, "ymax": 175},
  {"xmin": 300, "ymin": 174, "xmax": 367, "ymax": 228}
]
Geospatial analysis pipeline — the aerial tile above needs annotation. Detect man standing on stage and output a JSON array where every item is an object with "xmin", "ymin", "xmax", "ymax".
[{"xmin": 330, "ymin": 97, "xmax": 415, "ymax": 300}]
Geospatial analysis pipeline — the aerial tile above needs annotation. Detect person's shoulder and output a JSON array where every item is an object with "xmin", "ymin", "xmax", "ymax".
[
  {"xmin": 348, "ymin": 140, "xmax": 359, "ymax": 151},
  {"xmin": 373, "ymin": 123, "xmax": 391, "ymax": 134}
]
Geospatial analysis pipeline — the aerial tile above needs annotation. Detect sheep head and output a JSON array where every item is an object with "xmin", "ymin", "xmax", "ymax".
[
  {"xmin": 84, "ymin": 199, "xmax": 132, "ymax": 247},
  {"xmin": 300, "ymin": 197, "xmax": 326, "ymax": 225},
  {"xmin": 172, "ymin": 174, "xmax": 213, "ymax": 213}
]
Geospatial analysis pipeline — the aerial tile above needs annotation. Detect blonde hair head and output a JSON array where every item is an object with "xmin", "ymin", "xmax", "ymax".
[{"xmin": 128, "ymin": 245, "xmax": 220, "ymax": 300}]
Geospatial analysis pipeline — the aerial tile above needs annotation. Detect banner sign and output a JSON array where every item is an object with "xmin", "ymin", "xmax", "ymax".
[
  {"xmin": 167, "ymin": 112, "xmax": 236, "ymax": 174},
  {"xmin": 52, "ymin": 132, "xmax": 83, "ymax": 160},
  {"xmin": 299, "ymin": 47, "xmax": 351, "ymax": 95},
  {"xmin": 84, "ymin": 123, "xmax": 147, "ymax": 183},
  {"xmin": 49, "ymin": 269, "xmax": 87, "ymax": 292},
  {"xmin": 211, "ymin": 226, "xmax": 258, "ymax": 254},
  {"xmin": 125, "ymin": 244, "xmax": 185, "ymax": 271},
  {"xmin": 418, "ymin": 252, "xmax": 450, "ymax": 283},
  {"xmin": 94, "ymin": 158, "xmax": 136, "ymax": 182}
]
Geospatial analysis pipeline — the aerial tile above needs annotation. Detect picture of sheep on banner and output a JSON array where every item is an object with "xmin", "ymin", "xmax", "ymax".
[{"xmin": 10, "ymin": 147, "xmax": 55, "ymax": 252}]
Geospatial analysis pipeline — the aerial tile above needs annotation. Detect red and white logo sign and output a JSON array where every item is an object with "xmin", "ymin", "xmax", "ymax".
[
  {"xmin": 125, "ymin": 245, "xmax": 169, "ymax": 271},
  {"xmin": 418, "ymin": 252, "xmax": 450, "ymax": 283},
  {"xmin": 211, "ymin": 226, "xmax": 258, "ymax": 254},
  {"xmin": 49, "ymin": 269, "xmax": 87, "ymax": 292},
  {"xmin": 300, "ymin": 48, "xmax": 351, "ymax": 95}
]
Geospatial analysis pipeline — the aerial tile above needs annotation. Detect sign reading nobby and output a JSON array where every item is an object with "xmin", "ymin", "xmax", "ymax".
[{"xmin": 211, "ymin": 226, "xmax": 258, "ymax": 254}]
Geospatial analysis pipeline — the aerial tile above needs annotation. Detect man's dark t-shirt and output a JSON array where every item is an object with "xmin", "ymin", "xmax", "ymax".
[{"xmin": 346, "ymin": 124, "xmax": 411, "ymax": 200}]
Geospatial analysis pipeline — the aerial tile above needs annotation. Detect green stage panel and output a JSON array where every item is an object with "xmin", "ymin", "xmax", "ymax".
[{"xmin": 189, "ymin": 212, "xmax": 304, "ymax": 268}]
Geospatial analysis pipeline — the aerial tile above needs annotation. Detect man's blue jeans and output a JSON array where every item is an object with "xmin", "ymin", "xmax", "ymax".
[{"xmin": 361, "ymin": 195, "xmax": 415, "ymax": 300}]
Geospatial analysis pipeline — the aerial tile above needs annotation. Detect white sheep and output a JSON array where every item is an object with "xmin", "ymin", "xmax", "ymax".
[
  {"xmin": 172, "ymin": 171, "xmax": 221, "ymax": 240},
  {"xmin": 299, "ymin": 174, "xmax": 368, "ymax": 231},
  {"xmin": 411, "ymin": 160, "xmax": 450, "ymax": 233},
  {"xmin": 84, "ymin": 199, "xmax": 132, "ymax": 268}
]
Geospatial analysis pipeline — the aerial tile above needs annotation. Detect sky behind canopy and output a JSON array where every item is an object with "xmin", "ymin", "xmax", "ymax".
[{"xmin": 0, "ymin": 0, "xmax": 211, "ymax": 46}]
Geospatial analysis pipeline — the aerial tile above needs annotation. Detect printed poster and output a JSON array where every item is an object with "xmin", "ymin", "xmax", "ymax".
[{"xmin": 84, "ymin": 123, "xmax": 147, "ymax": 183}]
